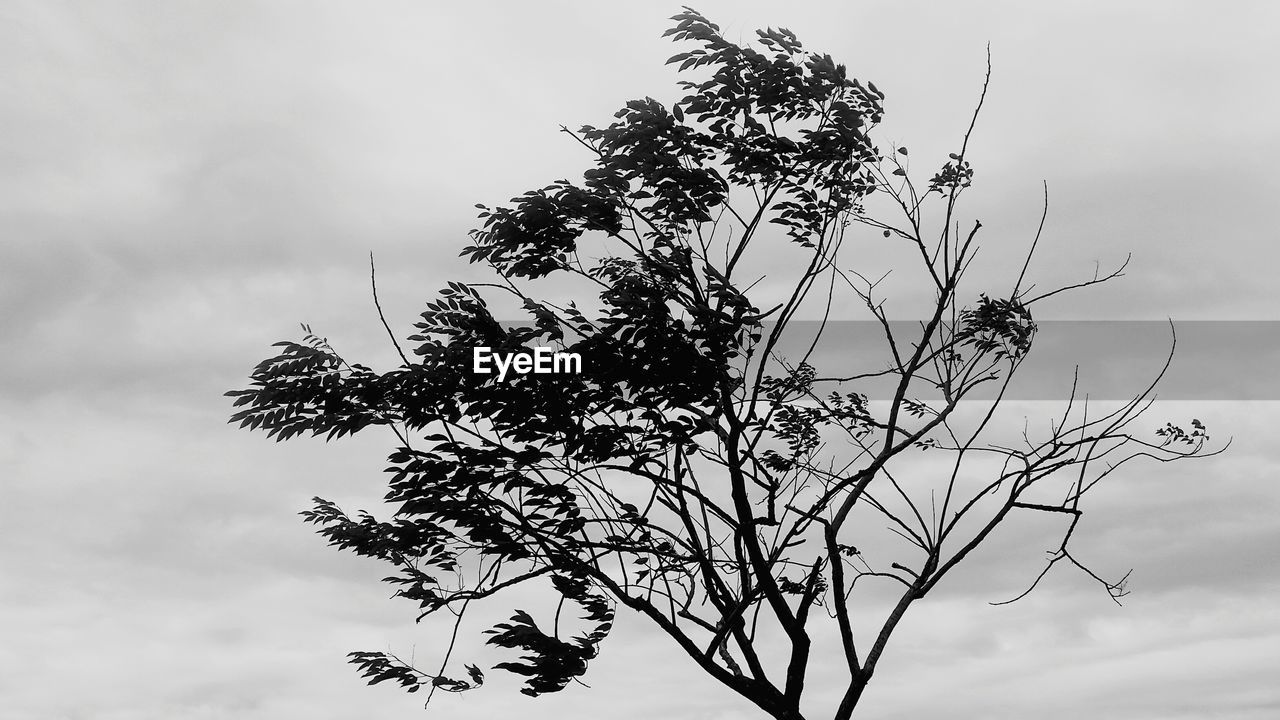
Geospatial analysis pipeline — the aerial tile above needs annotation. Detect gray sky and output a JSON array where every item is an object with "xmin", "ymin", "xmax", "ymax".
[{"xmin": 2, "ymin": 2, "xmax": 1278, "ymax": 719}]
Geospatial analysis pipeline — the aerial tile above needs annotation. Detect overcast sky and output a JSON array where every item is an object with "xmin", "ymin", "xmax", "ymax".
[{"xmin": 2, "ymin": 2, "xmax": 1278, "ymax": 719}]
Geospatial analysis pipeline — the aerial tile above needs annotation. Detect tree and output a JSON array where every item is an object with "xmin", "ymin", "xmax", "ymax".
[{"xmin": 227, "ymin": 9, "xmax": 1218, "ymax": 719}]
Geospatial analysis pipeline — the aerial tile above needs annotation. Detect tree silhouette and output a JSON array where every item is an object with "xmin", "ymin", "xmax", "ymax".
[{"xmin": 228, "ymin": 9, "xmax": 1217, "ymax": 719}]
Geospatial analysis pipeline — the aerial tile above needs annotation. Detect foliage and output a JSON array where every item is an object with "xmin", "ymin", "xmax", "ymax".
[{"xmin": 228, "ymin": 8, "xmax": 1218, "ymax": 719}]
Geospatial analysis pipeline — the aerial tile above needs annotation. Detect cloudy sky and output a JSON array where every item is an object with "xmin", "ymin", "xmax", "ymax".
[{"xmin": 2, "ymin": 2, "xmax": 1278, "ymax": 719}]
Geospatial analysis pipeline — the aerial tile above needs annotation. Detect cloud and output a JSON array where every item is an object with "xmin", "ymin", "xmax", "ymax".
[{"xmin": 3, "ymin": 2, "xmax": 1279, "ymax": 719}]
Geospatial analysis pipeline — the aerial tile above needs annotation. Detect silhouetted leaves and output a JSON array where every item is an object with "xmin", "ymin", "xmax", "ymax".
[
  {"xmin": 956, "ymin": 294, "xmax": 1036, "ymax": 360},
  {"xmin": 1156, "ymin": 419, "xmax": 1211, "ymax": 446},
  {"xmin": 928, "ymin": 154, "xmax": 974, "ymax": 194},
  {"xmin": 347, "ymin": 652, "xmax": 426, "ymax": 693}
]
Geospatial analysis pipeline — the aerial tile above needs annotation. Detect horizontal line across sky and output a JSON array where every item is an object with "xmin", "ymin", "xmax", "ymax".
[{"xmin": 478, "ymin": 321, "xmax": 1280, "ymax": 400}]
